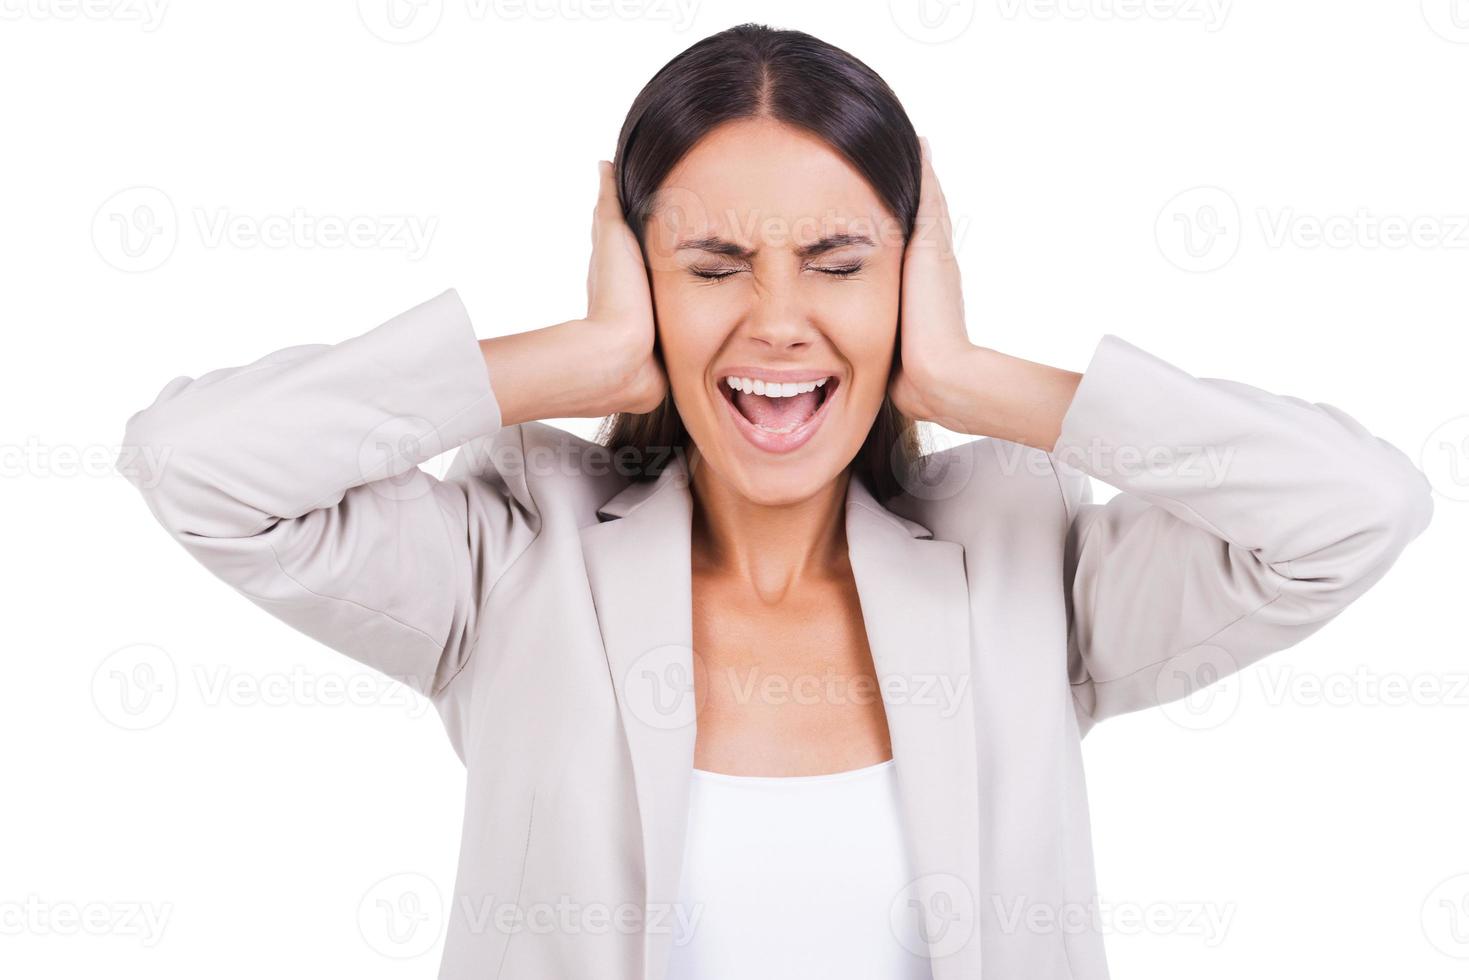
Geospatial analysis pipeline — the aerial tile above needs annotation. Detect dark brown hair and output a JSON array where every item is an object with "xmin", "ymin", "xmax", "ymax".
[{"xmin": 595, "ymin": 22, "xmax": 924, "ymax": 502}]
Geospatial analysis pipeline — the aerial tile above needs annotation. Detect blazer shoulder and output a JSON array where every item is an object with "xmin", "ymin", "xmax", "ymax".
[
  {"xmin": 445, "ymin": 419, "xmax": 632, "ymax": 530},
  {"xmin": 887, "ymin": 434, "xmax": 1081, "ymax": 540}
]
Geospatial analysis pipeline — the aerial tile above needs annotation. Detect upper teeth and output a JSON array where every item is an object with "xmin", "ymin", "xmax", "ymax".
[{"xmin": 725, "ymin": 376, "xmax": 830, "ymax": 397}]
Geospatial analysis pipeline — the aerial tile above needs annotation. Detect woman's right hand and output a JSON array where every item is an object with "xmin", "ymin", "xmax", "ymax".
[{"xmin": 480, "ymin": 161, "xmax": 667, "ymax": 426}]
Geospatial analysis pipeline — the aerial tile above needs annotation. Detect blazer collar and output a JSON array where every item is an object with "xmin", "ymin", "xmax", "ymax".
[{"xmin": 580, "ymin": 453, "xmax": 982, "ymax": 980}]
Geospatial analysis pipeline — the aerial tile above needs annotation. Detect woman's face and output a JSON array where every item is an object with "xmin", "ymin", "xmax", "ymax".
[{"xmin": 641, "ymin": 117, "xmax": 904, "ymax": 507}]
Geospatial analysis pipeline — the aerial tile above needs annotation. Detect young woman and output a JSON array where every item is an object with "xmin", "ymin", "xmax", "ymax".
[{"xmin": 120, "ymin": 23, "xmax": 1433, "ymax": 980}]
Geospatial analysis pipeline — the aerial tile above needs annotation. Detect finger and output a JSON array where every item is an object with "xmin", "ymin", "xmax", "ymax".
[
  {"xmin": 913, "ymin": 136, "xmax": 955, "ymax": 255},
  {"xmin": 594, "ymin": 160, "xmax": 647, "ymax": 268},
  {"xmin": 595, "ymin": 160, "xmax": 626, "ymax": 229},
  {"xmin": 919, "ymin": 138, "xmax": 948, "ymax": 217},
  {"xmin": 919, "ymin": 138, "xmax": 953, "ymax": 246},
  {"xmin": 589, "ymin": 161, "xmax": 611, "ymax": 300}
]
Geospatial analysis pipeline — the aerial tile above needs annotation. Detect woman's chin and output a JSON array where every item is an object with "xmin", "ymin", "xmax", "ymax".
[{"xmin": 711, "ymin": 443, "xmax": 850, "ymax": 508}]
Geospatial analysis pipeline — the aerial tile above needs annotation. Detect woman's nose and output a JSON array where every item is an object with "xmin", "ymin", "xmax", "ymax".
[{"xmin": 745, "ymin": 282, "xmax": 815, "ymax": 352}]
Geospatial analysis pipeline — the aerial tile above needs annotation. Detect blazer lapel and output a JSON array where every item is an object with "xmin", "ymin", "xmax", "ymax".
[
  {"xmin": 581, "ymin": 457, "xmax": 982, "ymax": 980},
  {"xmin": 846, "ymin": 476, "xmax": 983, "ymax": 979},
  {"xmin": 580, "ymin": 457, "xmax": 698, "ymax": 980}
]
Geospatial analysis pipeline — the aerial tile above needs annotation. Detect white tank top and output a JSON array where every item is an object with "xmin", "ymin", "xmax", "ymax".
[{"xmin": 664, "ymin": 758, "xmax": 934, "ymax": 979}]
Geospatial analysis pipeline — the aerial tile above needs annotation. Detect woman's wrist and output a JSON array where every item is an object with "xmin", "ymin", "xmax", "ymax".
[
  {"xmin": 923, "ymin": 345, "xmax": 1083, "ymax": 452},
  {"xmin": 480, "ymin": 318, "xmax": 644, "ymax": 426}
]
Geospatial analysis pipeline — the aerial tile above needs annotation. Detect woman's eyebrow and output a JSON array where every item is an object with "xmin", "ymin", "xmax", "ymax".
[
  {"xmin": 796, "ymin": 233, "xmax": 876, "ymax": 258},
  {"xmin": 676, "ymin": 233, "xmax": 877, "ymax": 260},
  {"xmin": 677, "ymin": 236, "xmax": 755, "ymax": 260}
]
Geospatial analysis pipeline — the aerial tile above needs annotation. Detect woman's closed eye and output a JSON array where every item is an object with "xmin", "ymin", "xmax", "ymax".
[
  {"xmin": 812, "ymin": 262, "xmax": 864, "ymax": 279},
  {"xmin": 688, "ymin": 265, "xmax": 742, "ymax": 282},
  {"xmin": 688, "ymin": 261, "xmax": 866, "ymax": 282}
]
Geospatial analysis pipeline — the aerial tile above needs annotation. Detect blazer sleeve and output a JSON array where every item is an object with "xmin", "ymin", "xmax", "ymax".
[
  {"xmin": 118, "ymin": 289, "xmax": 533, "ymax": 698},
  {"xmin": 1051, "ymin": 335, "xmax": 1434, "ymax": 733}
]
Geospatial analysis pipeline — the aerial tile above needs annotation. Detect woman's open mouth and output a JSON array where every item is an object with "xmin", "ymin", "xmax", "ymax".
[{"xmin": 717, "ymin": 369, "xmax": 840, "ymax": 454}]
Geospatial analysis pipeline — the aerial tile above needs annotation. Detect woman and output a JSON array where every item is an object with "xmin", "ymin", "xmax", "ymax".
[{"xmin": 120, "ymin": 23, "xmax": 1432, "ymax": 980}]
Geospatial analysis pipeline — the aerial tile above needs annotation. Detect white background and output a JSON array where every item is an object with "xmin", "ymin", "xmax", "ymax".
[{"xmin": 2, "ymin": 1, "xmax": 1467, "ymax": 977}]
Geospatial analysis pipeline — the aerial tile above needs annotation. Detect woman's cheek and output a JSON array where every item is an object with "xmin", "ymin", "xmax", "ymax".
[
  {"xmin": 653, "ymin": 297, "xmax": 724, "ymax": 415},
  {"xmin": 826, "ymin": 284, "xmax": 899, "ymax": 386},
  {"xmin": 650, "ymin": 286, "xmax": 700, "ymax": 364}
]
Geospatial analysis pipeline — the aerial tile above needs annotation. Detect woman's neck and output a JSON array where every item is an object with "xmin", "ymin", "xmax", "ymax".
[{"xmin": 688, "ymin": 455, "xmax": 852, "ymax": 601}]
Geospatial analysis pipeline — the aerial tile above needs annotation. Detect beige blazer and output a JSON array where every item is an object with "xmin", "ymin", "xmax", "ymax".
[{"xmin": 120, "ymin": 290, "xmax": 1433, "ymax": 979}]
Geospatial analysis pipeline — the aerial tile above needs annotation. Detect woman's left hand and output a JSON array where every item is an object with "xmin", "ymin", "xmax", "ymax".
[
  {"xmin": 889, "ymin": 138, "xmax": 1083, "ymax": 450},
  {"xmin": 887, "ymin": 136, "xmax": 980, "ymax": 430}
]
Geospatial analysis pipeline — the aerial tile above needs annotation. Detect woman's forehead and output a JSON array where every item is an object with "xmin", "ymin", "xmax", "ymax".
[
  {"xmin": 648, "ymin": 194, "xmax": 899, "ymax": 251},
  {"xmin": 644, "ymin": 118, "xmax": 898, "ymax": 246}
]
